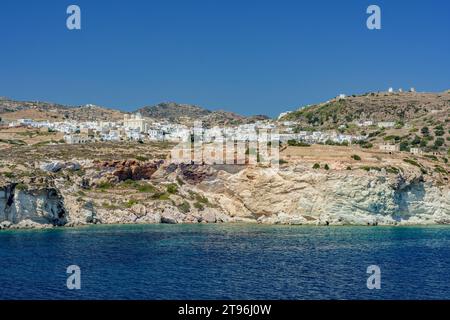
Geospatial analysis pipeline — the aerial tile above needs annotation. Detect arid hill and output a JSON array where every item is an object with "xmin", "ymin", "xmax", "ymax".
[
  {"xmin": 0, "ymin": 98, "xmax": 124, "ymax": 122},
  {"xmin": 280, "ymin": 91, "xmax": 450, "ymax": 155},
  {"xmin": 281, "ymin": 91, "xmax": 450, "ymax": 129},
  {"xmin": 137, "ymin": 102, "xmax": 269, "ymax": 126},
  {"xmin": 0, "ymin": 98, "xmax": 268, "ymax": 125}
]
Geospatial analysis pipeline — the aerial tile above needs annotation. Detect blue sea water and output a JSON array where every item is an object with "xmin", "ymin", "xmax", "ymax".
[{"xmin": 1, "ymin": 223, "xmax": 450, "ymax": 300}]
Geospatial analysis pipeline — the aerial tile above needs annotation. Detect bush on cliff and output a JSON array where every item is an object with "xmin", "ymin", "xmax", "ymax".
[{"xmin": 167, "ymin": 183, "xmax": 178, "ymax": 194}]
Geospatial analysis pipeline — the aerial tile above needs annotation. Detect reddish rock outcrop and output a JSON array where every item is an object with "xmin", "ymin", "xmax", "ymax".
[
  {"xmin": 96, "ymin": 160, "xmax": 163, "ymax": 181},
  {"xmin": 178, "ymin": 163, "xmax": 215, "ymax": 184}
]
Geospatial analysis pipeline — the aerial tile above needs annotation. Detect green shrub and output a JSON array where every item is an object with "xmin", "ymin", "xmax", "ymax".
[
  {"xmin": 135, "ymin": 155, "xmax": 149, "ymax": 162},
  {"xmin": 122, "ymin": 179, "xmax": 139, "ymax": 188},
  {"xmin": 434, "ymin": 137, "xmax": 445, "ymax": 148},
  {"xmin": 421, "ymin": 127, "xmax": 430, "ymax": 136},
  {"xmin": 403, "ymin": 158, "xmax": 421, "ymax": 167},
  {"xmin": 411, "ymin": 135, "xmax": 422, "ymax": 145},
  {"xmin": 386, "ymin": 166, "xmax": 400, "ymax": 174},
  {"xmin": 167, "ymin": 183, "xmax": 178, "ymax": 194},
  {"xmin": 195, "ymin": 194, "xmax": 209, "ymax": 204},
  {"xmin": 0, "ymin": 139, "xmax": 26, "ymax": 145},
  {"xmin": 97, "ymin": 182, "xmax": 112, "ymax": 190},
  {"xmin": 351, "ymin": 154, "xmax": 361, "ymax": 161},
  {"xmin": 15, "ymin": 183, "xmax": 28, "ymax": 191},
  {"xmin": 4, "ymin": 172, "xmax": 14, "ymax": 179},
  {"xmin": 400, "ymin": 141, "xmax": 410, "ymax": 152},
  {"xmin": 360, "ymin": 142, "xmax": 373, "ymax": 149},
  {"xmin": 384, "ymin": 135, "xmax": 400, "ymax": 142},
  {"xmin": 313, "ymin": 163, "xmax": 320, "ymax": 169},
  {"xmin": 434, "ymin": 166, "xmax": 448, "ymax": 174},
  {"xmin": 125, "ymin": 199, "xmax": 138, "ymax": 208},
  {"xmin": 194, "ymin": 202, "xmax": 205, "ymax": 211},
  {"xmin": 287, "ymin": 140, "xmax": 310, "ymax": 147},
  {"xmin": 152, "ymin": 192, "xmax": 170, "ymax": 200},
  {"xmin": 434, "ymin": 125, "xmax": 445, "ymax": 136},
  {"xmin": 137, "ymin": 184, "xmax": 155, "ymax": 193},
  {"xmin": 424, "ymin": 155, "xmax": 438, "ymax": 161},
  {"xmin": 361, "ymin": 166, "xmax": 381, "ymax": 172},
  {"xmin": 395, "ymin": 121, "xmax": 404, "ymax": 129},
  {"xmin": 177, "ymin": 201, "xmax": 191, "ymax": 213}
]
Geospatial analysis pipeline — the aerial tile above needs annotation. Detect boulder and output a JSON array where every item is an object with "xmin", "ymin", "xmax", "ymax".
[
  {"xmin": 11, "ymin": 219, "xmax": 52, "ymax": 229},
  {"xmin": 160, "ymin": 206, "xmax": 185, "ymax": 224},
  {"xmin": 0, "ymin": 221, "xmax": 12, "ymax": 229},
  {"xmin": 39, "ymin": 161, "xmax": 80, "ymax": 173},
  {"xmin": 161, "ymin": 214, "xmax": 177, "ymax": 224},
  {"xmin": 82, "ymin": 201, "xmax": 99, "ymax": 223},
  {"xmin": 200, "ymin": 208, "xmax": 217, "ymax": 223},
  {"xmin": 184, "ymin": 214, "xmax": 199, "ymax": 223},
  {"xmin": 40, "ymin": 161, "xmax": 64, "ymax": 173},
  {"xmin": 66, "ymin": 162, "xmax": 81, "ymax": 171},
  {"xmin": 130, "ymin": 204, "xmax": 147, "ymax": 218}
]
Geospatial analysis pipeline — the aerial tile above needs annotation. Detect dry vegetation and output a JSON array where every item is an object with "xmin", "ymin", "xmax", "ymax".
[
  {"xmin": 280, "ymin": 144, "xmax": 449, "ymax": 179},
  {"xmin": 0, "ymin": 140, "xmax": 175, "ymax": 163},
  {"xmin": 281, "ymin": 91, "xmax": 450, "ymax": 155}
]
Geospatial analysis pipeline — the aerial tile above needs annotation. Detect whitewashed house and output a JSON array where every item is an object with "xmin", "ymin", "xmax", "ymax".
[
  {"xmin": 410, "ymin": 147, "xmax": 423, "ymax": 155},
  {"xmin": 64, "ymin": 134, "xmax": 92, "ymax": 144},
  {"xmin": 379, "ymin": 144, "xmax": 400, "ymax": 152},
  {"xmin": 377, "ymin": 121, "xmax": 396, "ymax": 128}
]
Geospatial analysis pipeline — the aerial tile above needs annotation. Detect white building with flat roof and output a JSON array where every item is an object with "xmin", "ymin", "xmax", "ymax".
[
  {"xmin": 123, "ymin": 113, "xmax": 150, "ymax": 133},
  {"xmin": 379, "ymin": 144, "xmax": 400, "ymax": 152},
  {"xmin": 377, "ymin": 121, "xmax": 396, "ymax": 128}
]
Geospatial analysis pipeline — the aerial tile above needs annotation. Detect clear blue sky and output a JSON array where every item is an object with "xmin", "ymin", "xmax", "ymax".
[{"xmin": 0, "ymin": 0, "xmax": 449, "ymax": 117}]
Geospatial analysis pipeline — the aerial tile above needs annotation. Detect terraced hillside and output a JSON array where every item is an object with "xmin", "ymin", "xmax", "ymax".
[{"xmin": 280, "ymin": 91, "xmax": 450, "ymax": 155}]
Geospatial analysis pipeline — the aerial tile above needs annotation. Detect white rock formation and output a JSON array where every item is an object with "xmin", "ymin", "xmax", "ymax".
[{"xmin": 1, "ymin": 162, "xmax": 449, "ymax": 229}]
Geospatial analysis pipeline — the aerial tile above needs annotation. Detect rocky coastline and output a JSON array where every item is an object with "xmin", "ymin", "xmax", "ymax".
[{"xmin": 1, "ymin": 157, "xmax": 449, "ymax": 230}]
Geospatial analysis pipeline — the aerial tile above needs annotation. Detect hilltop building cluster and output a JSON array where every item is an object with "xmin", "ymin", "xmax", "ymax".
[
  {"xmin": 6, "ymin": 112, "xmax": 367, "ymax": 147},
  {"xmin": 3, "ymin": 88, "xmax": 445, "ymax": 158}
]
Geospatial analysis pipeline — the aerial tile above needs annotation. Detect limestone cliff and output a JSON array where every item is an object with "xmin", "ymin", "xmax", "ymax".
[
  {"xmin": 0, "ymin": 184, "xmax": 66, "ymax": 229},
  {"xmin": 1, "ymin": 160, "xmax": 448, "ymax": 230}
]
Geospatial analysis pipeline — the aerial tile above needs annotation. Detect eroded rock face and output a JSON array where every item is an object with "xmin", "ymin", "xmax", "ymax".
[
  {"xmin": 0, "ymin": 184, "xmax": 67, "ymax": 227},
  {"xmin": 201, "ymin": 165, "xmax": 450, "ymax": 225},
  {"xmin": 1, "ymin": 160, "xmax": 449, "ymax": 229},
  {"xmin": 96, "ymin": 160, "xmax": 163, "ymax": 181},
  {"xmin": 40, "ymin": 161, "xmax": 81, "ymax": 173},
  {"xmin": 178, "ymin": 163, "xmax": 216, "ymax": 184}
]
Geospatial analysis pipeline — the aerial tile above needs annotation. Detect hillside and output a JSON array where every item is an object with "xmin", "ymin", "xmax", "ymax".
[
  {"xmin": 0, "ymin": 141, "xmax": 449, "ymax": 229},
  {"xmin": 280, "ymin": 91, "xmax": 450, "ymax": 155},
  {"xmin": 0, "ymin": 98, "xmax": 124, "ymax": 122},
  {"xmin": 281, "ymin": 91, "xmax": 449, "ymax": 126},
  {"xmin": 0, "ymin": 98, "xmax": 268, "ymax": 126},
  {"xmin": 137, "ymin": 102, "xmax": 269, "ymax": 126},
  {"xmin": 137, "ymin": 102, "xmax": 210, "ymax": 122}
]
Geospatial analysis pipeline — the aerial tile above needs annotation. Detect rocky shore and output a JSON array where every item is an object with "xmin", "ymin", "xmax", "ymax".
[{"xmin": 1, "ymin": 155, "xmax": 449, "ymax": 230}]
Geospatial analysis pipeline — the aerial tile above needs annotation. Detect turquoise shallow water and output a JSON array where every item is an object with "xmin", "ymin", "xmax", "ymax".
[{"xmin": 1, "ymin": 223, "xmax": 450, "ymax": 300}]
